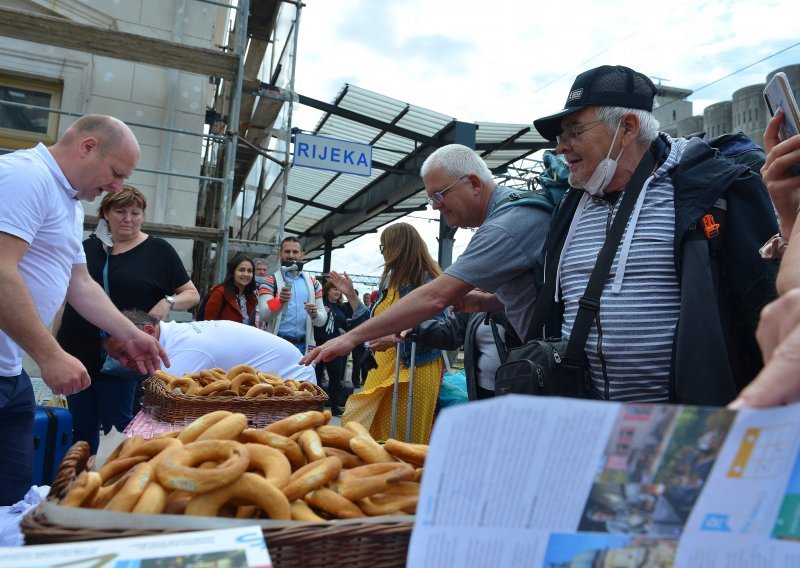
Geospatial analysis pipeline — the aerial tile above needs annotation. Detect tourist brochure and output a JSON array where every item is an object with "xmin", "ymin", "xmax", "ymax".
[{"xmin": 408, "ymin": 395, "xmax": 800, "ymax": 567}]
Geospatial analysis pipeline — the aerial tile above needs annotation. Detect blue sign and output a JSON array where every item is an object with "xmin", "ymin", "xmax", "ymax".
[{"xmin": 293, "ymin": 132, "xmax": 372, "ymax": 176}]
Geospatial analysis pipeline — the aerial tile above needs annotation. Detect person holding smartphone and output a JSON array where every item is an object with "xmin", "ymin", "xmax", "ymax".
[{"xmin": 730, "ymin": 110, "xmax": 800, "ymax": 409}]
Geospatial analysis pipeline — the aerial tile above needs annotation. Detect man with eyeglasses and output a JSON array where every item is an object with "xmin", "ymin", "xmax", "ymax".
[
  {"xmin": 301, "ymin": 144, "xmax": 552, "ymax": 369},
  {"xmin": 530, "ymin": 64, "xmax": 778, "ymax": 405}
]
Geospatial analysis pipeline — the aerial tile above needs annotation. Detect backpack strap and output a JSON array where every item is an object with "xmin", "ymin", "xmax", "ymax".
[{"xmin": 488, "ymin": 190, "xmax": 556, "ymax": 220}]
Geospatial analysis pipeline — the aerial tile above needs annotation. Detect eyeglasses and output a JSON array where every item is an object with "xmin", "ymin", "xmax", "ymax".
[
  {"xmin": 426, "ymin": 174, "xmax": 469, "ymax": 206},
  {"xmin": 556, "ymin": 119, "xmax": 602, "ymax": 146}
]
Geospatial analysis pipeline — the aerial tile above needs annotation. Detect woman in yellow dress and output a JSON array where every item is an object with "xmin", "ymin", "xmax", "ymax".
[{"xmin": 341, "ymin": 223, "xmax": 445, "ymax": 444}]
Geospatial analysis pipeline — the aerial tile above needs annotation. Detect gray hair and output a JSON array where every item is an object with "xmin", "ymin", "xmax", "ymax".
[
  {"xmin": 596, "ymin": 106, "xmax": 660, "ymax": 144},
  {"xmin": 420, "ymin": 144, "xmax": 494, "ymax": 187},
  {"xmin": 253, "ymin": 257, "xmax": 269, "ymax": 267}
]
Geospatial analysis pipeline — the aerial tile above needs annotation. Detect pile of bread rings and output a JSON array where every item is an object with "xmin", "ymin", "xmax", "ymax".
[
  {"xmin": 61, "ymin": 410, "xmax": 427, "ymax": 521},
  {"xmin": 153, "ymin": 364, "xmax": 321, "ymax": 399}
]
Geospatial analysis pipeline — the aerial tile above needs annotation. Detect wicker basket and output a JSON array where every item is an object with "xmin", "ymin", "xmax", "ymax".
[
  {"xmin": 21, "ymin": 442, "xmax": 413, "ymax": 568},
  {"xmin": 142, "ymin": 377, "xmax": 328, "ymax": 428}
]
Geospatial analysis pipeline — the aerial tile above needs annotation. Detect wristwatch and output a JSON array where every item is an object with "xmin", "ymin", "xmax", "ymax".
[
  {"xmin": 165, "ymin": 295, "xmax": 176, "ymax": 308},
  {"xmin": 759, "ymin": 233, "xmax": 788, "ymax": 260}
]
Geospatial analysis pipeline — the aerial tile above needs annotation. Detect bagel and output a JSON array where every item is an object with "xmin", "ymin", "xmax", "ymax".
[
  {"xmin": 198, "ymin": 379, "xmax": 231, "ymax": 396},
  {"xmin": 332, "ymin": 462, "xmax": 415, "ymax": 501},
  {"xmin": 131, "ymin": 482, "xmax": 168, "ymax": 515},
  {"xmin": 257, "ymin": 371, "xmax": 282, "ymax": 383},
  {"xmin": 154, "ymin": 370, "xmax": 182, "ymax": 384},
  {"xmin": 293, "ymin": 390, "xmax": 313, "ymax": 398},
  {"xmin": 106, "ymin": 462, "xmax": 153, "ymax": 512},
  {"xmin": 349, "ymin": 436, "xmax": 396, "ymax": 464},
  {"xmin": 298, "ymin": 429, "xmax": 326, "ymax": 462},
  {"xmin": 89, "ymin": 473, "xmax": 130, "ymax": 508},
  {"xmin": 316, "ymin": 425, "xmax": 356, "ymax": 451},
  {"xmin": 121, "ymin": 437, "xmax": 182, "ymax": 464},
  {"xmin": 282, "ymin": 456, "xmax": 342, "ymax": 501},
  {"xmin": 298, "ymin": 381, "xmax": 318, "ymax": 394},
  {"xmin": 323, "ymin": 447, "xmax": 366, "ymax": 469},
  {"xmin": 244, "ymin": 443, "xmax": 292, "ymax": 489},
  {"xmin": 62, "ymin": 471, "xmax": 102, "ymax": 507},
  {"xmin": 184, "ymin": 472, "xmax": 291, "ymax": 520},
  {"xmin": 168, "ymin": 377, "xmax": 198, "ymax": 395},
  {"xmin": 97, "ymin": 455, "xmax": 149, "ymax": 484},
  {"xmin": 305, "ymin": 488, "xmax": 365, "ymax": 519},
  {"xmin": 195, "ymin": 413, "xmax": 248, "ymax": 441},
  {"xmin": 226, "ymin": 364, "xmax": 257, "ymax": 382},
  {"xmin": 230, "ymin": 372, "xmax": 260, "ymax": 396},
  {"xmin": 239, "ymin": 428, "xmax": 307, "ymax": 470},
  {"xmin": 177, "ymin": 411, "xmax": 234, "ymax": 444},
  {"xmin": 291, "ymin": 499, "xmax": 327, "ymax": 522},
  {"xmin": 265, "ymin": 410, "xmax": 326, "ymax": 437},
  {"xmin": 283, "ymin": 379, "xmax": 300, "ymax": 391},
  {"xmin": 358, "ymin": 492, "xmax": 418, "ymax": 516},
  {"xmin": 383, "ymin": 438, "xmax": 428, "ymax": 467},
  {"xmin": 244, "ymin": 383, "xmax": 274, "ymax": 398},
  {"xmin": 272, "ymin": 385, "xmax": 294, "ymax": 397},
  {"xmin": 156, "ymin": 440, "xmax": 250, "ymax": 493},
  {"xmin": 105, "ymin": 435, "xmax": 144, "ymax": 464}
]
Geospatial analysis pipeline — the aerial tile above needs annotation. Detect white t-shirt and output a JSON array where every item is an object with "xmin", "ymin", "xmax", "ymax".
[
  {"xmin": 0, "ymin": 144, "xmax": 85, "ymax": 375},
  {"xmin": 158, "ymin": 320, "xmax": 317, "ymax": 383}
]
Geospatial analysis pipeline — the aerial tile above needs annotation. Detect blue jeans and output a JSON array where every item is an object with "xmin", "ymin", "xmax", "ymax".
[
  {"xmin": 0, "ymin": 371, "xmax": 35, "ymax": 505},
  {"xmin": 67, "ymin": 374, "xmax": 138, "ymax": 454}
]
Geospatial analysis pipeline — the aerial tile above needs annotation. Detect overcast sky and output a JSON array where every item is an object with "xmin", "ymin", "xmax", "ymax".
[{"xmin": 289, "ymin": 0, "xmax": 799, "ymax": 284}]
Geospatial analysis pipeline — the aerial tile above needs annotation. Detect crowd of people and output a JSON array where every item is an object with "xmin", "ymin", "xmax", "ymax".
[{"xmin": 3, "ymin": 63, "xmax": 800, "ymax": 506}]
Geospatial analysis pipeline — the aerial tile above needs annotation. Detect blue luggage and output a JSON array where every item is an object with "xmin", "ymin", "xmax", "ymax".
[{"xmin": 33, "ymin": 405, "xmax": 73, "ymax": 485}]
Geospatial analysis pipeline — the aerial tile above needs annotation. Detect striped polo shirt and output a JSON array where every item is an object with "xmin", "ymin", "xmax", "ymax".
[{"xmin": 560, "ymin": 135, "xmax": 688, "ymax": 402}]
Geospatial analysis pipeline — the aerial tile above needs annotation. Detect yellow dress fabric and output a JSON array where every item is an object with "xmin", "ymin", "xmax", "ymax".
[{"xmin": 341, "ymin": 286, "xmax": 442, "ymax": 444}]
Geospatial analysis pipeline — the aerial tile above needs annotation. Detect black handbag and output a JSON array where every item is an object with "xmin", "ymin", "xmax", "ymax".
[{"xmin": 495, "ymin": 148, "xmax": 657, "ymax": 398}]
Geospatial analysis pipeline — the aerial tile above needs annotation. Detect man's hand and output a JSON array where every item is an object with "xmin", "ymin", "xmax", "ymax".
[
  {"xmin": 119, "ymin": 328, "xmax": 170, "ymax": 376},
  {"xmin": 452, "ymin": 289, "xmax": 491, "ymax": 313},
  {"xmin": 304, "ymin": 302, "xmax": 319, "ymax": 319},
  {"xmin": 300, "ymin": 334, "xmax": 358, "ymax": 365},
  {"xmin": 148, "ymin": 299, "xmax": 171, "ymax": 322},
  {"xmin": 38, "ymin": 351, "xmax": 91, "ymax": 396},
  {"xmin": 279, "ymin": 286, "xmax": 292, "ymax": 303},
  {"xmin": 730, "ymin": 289, "xmax": 800, "ymax": 408}
]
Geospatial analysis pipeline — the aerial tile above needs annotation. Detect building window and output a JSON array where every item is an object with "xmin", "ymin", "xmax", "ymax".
[{"xmin": 0, "ymin": 74, "xmax": 62, "ymax": 152}]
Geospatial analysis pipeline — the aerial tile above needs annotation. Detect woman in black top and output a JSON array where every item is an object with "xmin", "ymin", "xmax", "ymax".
[
  {"xmin": 55, "ymin": 186, "xmax": 199, "ymax": 452},
  {"xmin": 314, "ymin": 279, "xmax": 352, "ymax": 415}
]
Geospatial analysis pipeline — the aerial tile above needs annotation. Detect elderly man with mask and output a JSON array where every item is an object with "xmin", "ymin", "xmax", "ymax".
[{"xmin": 530, "ymin": 64, "xmax": 778, "ymax": 405}]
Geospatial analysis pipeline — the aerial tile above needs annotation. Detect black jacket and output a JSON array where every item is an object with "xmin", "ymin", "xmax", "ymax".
[{"xmin": 534, "ymin": 136, "xmax": 778, "ymax": 406}]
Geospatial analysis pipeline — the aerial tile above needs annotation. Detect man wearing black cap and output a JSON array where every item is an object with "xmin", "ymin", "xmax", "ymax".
[{"xmin": 531, "ymin": 64, "xmax": 778, "ymax": 405}]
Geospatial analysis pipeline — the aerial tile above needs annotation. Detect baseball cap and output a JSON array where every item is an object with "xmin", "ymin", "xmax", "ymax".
[{"xmin": 533, "ymin": 65, "xmax": 658, "ymax": 142}]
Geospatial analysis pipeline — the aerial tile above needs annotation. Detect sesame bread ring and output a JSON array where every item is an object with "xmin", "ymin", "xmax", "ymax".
[
  {"xmin": 156, "ymin": 440, "xmax": 250, "ymax": 493},
  {"xmin": 131, "ymin": 482, "xmax": 168, "ymax": 515},
  {"xmin": 291, "ymin": 499, "xmax": 327, "ymax": 522},
  {"xmin": 332, "ymin": 462, "xmax": 415, "ymax": 501},
  {"xmin": 272, "ymin": 385, "xmax": 294, "ymax": 397},
  {"xmin": 282, "ymin": 456, "xmax": 342, "ymax": 502},
  {"xmin": 184, "ymin": 472, "xmax": 291, "ymax": 520},
  {"xmin": 167, "ymin": 377, "xmax": 198, "ymax": 395},
  {"xmin": 230, "ymin": 372, "xmax": 260, "ymax": 396},
  {"xmin": 226, "ymin": 364, "xmax": 258, "ymax": 382},
  {"xmin": 198, "ymin": 379, "xmax": 230, "ymax": 396},
  {"xmin": 298, "ymin": 429, "xmax": 326, "ymax": 462},
  {"xmin": 239, "ymin": 428, "xmax": 307, "ymax": 470},
  {"xmin": 349, "ymin": 436, "xmax": 396, "ymax": 464},
  {"xmin": 316, "ymin": 425, "xmax": 356, "ymax": 451},
  {"xmin": 177, "ymin": 410, "xmax": 234, "ymax": 444},
  {"xmin": 244, "ymin": 443, "xmax": 291, "ymax": 489},
  {"xmin": 195, "ymin": 413, "xmax": 248, "ymax": 442},
  {"xmin": 106, "ymin": 462, "xmax": 154, "ymax": 512},
  {"xmin": 383, "ymin": 438, "xmax": 428, "ymax": 467},
  {"xmin": 298, "ymin": 381, "xmax": 318, "ymax": 394},
  {"xmin": 97, "ymin": 455, "xmax": 150, "ymax": 484},
  {"xmin": 62, "ymin": 471, "xmax": 102, "ymax": 507},
  {"xmin": 305, "ymin": 487, "xmax": 365, "ymax": 519},
  {"xmin": 265, "ymin": 410, "xmax": 326, "ymax": 437},
  {"xmin": 245, "ymin": 383, "xmax": 274, "ymax": 398},
  {"xmin": 323, "ymin": 447, "xmax": 366, "ymax": 469}
]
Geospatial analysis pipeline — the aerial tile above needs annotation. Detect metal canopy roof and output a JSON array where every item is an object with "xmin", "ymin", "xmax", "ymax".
[{"xmin": 284, "ymin": 84, "xmax": 551, "ymax": 261}]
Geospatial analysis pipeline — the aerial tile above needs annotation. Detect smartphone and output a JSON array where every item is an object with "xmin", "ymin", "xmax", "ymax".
[{"xmin": 763, "ymin": 72, "xmax": 800, "ymax": 175}]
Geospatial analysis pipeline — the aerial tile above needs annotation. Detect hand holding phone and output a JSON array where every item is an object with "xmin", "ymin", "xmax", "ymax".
[{"xmin": 763, "ymin": 72, "xmax": 800, "ymax": 175}]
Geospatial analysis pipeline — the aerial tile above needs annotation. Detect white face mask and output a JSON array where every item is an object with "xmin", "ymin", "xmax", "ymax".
[{"xmin": 577, "ymin": 121, "xmax": 624, "ymax": 197}]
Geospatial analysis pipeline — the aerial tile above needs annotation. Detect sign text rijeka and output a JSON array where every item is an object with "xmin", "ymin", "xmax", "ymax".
[{"xmin": 293, "ymin": 132, "xmax": 372, "ymax": 176}]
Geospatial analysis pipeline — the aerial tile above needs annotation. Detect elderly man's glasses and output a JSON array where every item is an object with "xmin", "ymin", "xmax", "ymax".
[
  {"xmin": 556, "ymin": 119, "xmax": 602, "ymax": 146},
  {"xmin": 427, "ymin": 174, "xmax": 469, "ymax": 206}
]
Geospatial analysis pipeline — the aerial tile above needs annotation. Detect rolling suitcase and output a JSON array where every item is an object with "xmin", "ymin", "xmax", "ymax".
[
  {"xmin": 391, "ymin": 334, "xmax": 418, "ymax": 442},
  {"xmin": 33, "ymin": 405, "xmax": 73, "ymax": 485}
]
